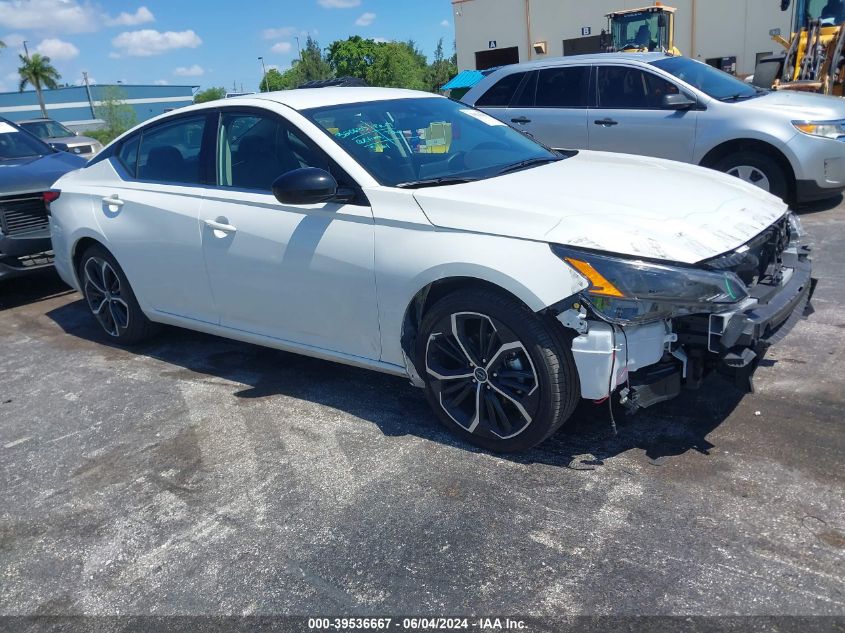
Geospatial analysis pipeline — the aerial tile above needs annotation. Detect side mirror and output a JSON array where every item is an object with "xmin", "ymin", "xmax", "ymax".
[
  {"xmin": 781, "ymin": 0, "xmax": 791, "ymax": 11},
  {"xmin": 272, "ymin": 167, "xmax": 338, "ymax": 205},
  {"xmin": 662, "ymin": 93, "xmax": 697, "ymax": 110}
]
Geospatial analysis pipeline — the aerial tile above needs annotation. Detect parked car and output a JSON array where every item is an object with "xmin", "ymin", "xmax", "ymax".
[
  {"xmin": 49, "ymin": 88, "xmax": 814, "ymax": 452},
  {"xmin": 17, "ymin": 118, "xmax": 103, "ymax": 159},
  {"xmin": 0, "ymin": 117, "xmax": 87, "ymax": 280},
  {"xmin": 462, "ymin": 53, "xmax": 845, "ymax": 204}
]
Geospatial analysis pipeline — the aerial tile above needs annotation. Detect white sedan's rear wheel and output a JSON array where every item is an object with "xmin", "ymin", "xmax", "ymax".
[{"xmin": 418, "ymin": 288, "xmax": 579, "ymax": 452}]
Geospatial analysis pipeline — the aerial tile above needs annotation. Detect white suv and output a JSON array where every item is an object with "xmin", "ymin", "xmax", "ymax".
[{"xmin": 49, "ymin": 88, "xmax": 814, "ymax": 451}]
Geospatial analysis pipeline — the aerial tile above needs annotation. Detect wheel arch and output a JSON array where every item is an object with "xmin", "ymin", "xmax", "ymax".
[
  {"xmin": 398, "ymin": 275, "xmax": 568, "ymax": 386},
  {"xmin": 698, "ymin": 138, "xmax": 797, "ymax": 200}
]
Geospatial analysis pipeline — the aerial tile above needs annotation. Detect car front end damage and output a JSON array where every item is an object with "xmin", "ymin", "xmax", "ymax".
[
  {"xmin": 0, "ymin": 192, "xmax": 56, "ymax": 280},
  {"xmin": 551, "ymin": 212, "xmax": 816, "ymax": 409}
]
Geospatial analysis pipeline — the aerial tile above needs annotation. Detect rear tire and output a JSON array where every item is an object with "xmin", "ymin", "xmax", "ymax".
[
  {"xmin": 714, "ymin": 151, "xmax": 790, "ymax": 201},
  {"xmin": 78, "ymin": 244, "xmax": 157, "ymax": 345},
  {"xmin": 417, "ymin": 287, "xmax": 580, "ymax": 452}
]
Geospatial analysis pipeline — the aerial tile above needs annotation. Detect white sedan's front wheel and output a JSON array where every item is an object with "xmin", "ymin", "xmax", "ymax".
[{"xmin": 417, "ymin": 288, "xmax": 580, "ymax": 452}]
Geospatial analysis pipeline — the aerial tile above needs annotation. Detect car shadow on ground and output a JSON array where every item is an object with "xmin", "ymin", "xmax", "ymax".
[
  {"xmin": 46, "ymin": 297, "xmax": 745, "ymax": 470},
  {"xmin": 0, "ymin": 270, "xmax": 74, "ymax": 312},
  {"xmin": 792, "ymin": 193, "xmax": 843, "ymax": 215}
]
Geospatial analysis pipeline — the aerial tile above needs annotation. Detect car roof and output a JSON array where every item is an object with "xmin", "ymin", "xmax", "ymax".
[
  {"xmin": 227, "ymin": 87, "xmax": 440, "ymax": 111},
  {"xmin": 488, "ymin": 52, "xmax": 670, "ymax": 71}
]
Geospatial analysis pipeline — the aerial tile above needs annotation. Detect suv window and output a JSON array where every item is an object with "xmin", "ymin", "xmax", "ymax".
[
  {"xmin": 137, "ymin": 116, "xmax": 206, "ymax": 184},
  {"xmin": 535, "ymin": 66, "xmax": 590, "ymax": 108},
  {"xmin": 475, "ymin": 72, "xmax": 527, "ymax": 107},
  {"xmin": 597, "ymin": 66, "xmax": 680, "ymax": 109},
  {"xmin": 217, "ymin": 112, "xmax": 329, "ymax": 190}
]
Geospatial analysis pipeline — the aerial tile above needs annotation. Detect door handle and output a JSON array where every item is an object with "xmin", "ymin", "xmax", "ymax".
[
  {"xmin": 204, "ymin": 218, "xmax": 237, "ymax": 234},
  {"xmin": 101, "ymin": 195, "xmax": 124, "ymax": 207},
  {"xmin": 594, "ymin": 118, "xmax": 619, "ymax": 127},
  {"xmin": 511, "ymin": 117, "xmax": 532, "ymax": 124}
]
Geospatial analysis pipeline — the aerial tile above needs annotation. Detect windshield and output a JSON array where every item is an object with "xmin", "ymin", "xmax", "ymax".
[
  {"xmin": 303, "ymin": 97, "xmax": 559, "ymax": 188},
  {"xmin": 651, "ymin": 56, "xmax": 761, "ymax": 101},
  {"xmin": 611, "ymin": 11, "xmax": 668, "ymax": 51},
  {"xmin": 19, "ymin": 119, "xmax": 75, "ymax": 139},
  {"xmin": 795, "ymin": 0, "xmax": 845, "ymax": 28},
  {"xmin": 0, "ymin": 121, "xmax": 51, "ymax": 160}
]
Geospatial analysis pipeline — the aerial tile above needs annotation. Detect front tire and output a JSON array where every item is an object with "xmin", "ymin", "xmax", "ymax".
[
  {"xmin": 417, "ymin": 288, "xmax": 580, "ymax": 452},
  {"xmin": 714, "ymin": 151, "xmax": 790, "ymax": 201},
  {"xmin": 78, "ymin": 244, "xmax": 157, "ymax": 345}
]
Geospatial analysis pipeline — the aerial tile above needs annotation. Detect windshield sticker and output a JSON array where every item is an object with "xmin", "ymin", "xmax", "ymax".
[
  {"xmin": 460, "ymin": 109, "xmax": 505, "ymax": 126},
  {"xmin": 0, "ymin": 122, "xmax": 18, "ymax": 134},
  {"xmin": 334, "ymin": 122, "xmax": 402, "ymax": 151}
]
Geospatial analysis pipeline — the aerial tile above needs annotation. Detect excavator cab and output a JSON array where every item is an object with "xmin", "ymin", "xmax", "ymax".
[
  {"xmin": 753, "ymin": 0, "xmax": 845, "ymax": 94},
  {"xmin": 602, "ymin": 5, "xmax": 681, "ymax": 56}
]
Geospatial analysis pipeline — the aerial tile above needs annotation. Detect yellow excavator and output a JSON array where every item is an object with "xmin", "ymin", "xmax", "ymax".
[
  {"xmin": 601, "ymin": 4, "xmax": 682, "ymax": 56},
  {"xmin": 752, "ymin": 0, "xmax": 845, "ymax": 95}
]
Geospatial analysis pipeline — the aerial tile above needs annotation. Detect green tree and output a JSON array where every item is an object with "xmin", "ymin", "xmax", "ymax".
[
  {"xmin": 296, "ymin": 36, "xmax": 333, "ymax": 83},
  {"xmin": 18, "ymin": 53, "xmax": 61, "ymax": 118},
  {"xmin": 428, "ymin": 38, "xmax": 458, "ymax": 92},
  {"xmin": 194, "ymin": 86, "xmax": 226, "ymax": 103},
  {"xmin": 367, "ymin": 41, "xmax": 428, "ymax": 90},
  {"xmin": 95, "ymin": 86, "xmax": 137, "ymax": 139},
  {"xmin": 327, "ymin": 35, "xmax": 378, "ymax": 80}
]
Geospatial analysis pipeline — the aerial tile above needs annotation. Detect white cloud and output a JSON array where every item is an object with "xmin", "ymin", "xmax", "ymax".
[
  {"xmin": 355, "ymin": 12, "xmax": 375, "ymax": 26},
  {"xmin": 107, "ymin": 6, "xmax": 154, "ymax": 27},
  {"xmin": 154, "ymin": 79, "xmax": 168, "ymax": 85},
  {"xmin": 0, "ymin": 0, "xmax": 100, "ymax": 32},
  {"xmin": 318, "ymin": 0, "xmax": 360, "ymax": 8},
  {"xmin": 262, "ymin": 26, "xmax": 297, "ymax": 39},
  {"xmin": 35, "ymin": 37, "xmax": 79, "ymax": 60},
  {"xmin": 174, "ymin": 64, "xmax": 204, "ymax": 77},
  {"xmin": 1, "ymin": 32, "xmax": 25, "ymax": 48},
  {"xmin": 271, "ymin": 41, "xmax": 292, "ymax": 54},
  {"xmin": 111, "ymin": 29, "xmax": 202, "ymax": 57},
  {"xmin": 373, "ymin": 37, "xmax": 389, "ymax": 44},
  {"xmin": 440, "ymin": 19, "xmax": 451, "ymax": 28}
]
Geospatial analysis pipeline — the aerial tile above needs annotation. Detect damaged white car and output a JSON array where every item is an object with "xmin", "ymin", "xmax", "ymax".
[{"xmin": 48, "ymin": 88, "xmax": 815, "ymax": 452}]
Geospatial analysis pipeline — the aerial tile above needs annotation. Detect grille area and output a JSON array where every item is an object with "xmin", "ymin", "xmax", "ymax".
[
  {"xmin": 703, "ymin": 216, "xmax": 791, "ymax": 286},
  {"xmin": 0, "ymin": 195, "xmax": 49, "ymax": 236}
]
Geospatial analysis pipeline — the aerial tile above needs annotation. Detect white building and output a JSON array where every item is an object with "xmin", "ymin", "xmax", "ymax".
[{"xmin": 453, "ymin": 0, "xmax": 793, "ymax": 76}]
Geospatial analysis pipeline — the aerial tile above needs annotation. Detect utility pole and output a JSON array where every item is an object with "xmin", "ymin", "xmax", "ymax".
[
  {"xmin": 82, "ymin": 71, "xmax": 96, "ymax": 118},
  {"xmin": 22, "ymin": 40, "xmax": 29, "ymax": 58},
  {"xmin": 258, "ymin": 56, "xmax": 267, "ymax": 91},
  {"xmin": 295, "ymin": 36, "xmax": 301, "ymax": 59}
]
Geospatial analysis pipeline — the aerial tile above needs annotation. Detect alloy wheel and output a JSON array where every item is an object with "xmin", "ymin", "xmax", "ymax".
[
  {"xmin": 727, "ymin": 165, "xmax": 771, "ymax": 192},
  {"xmin": 425, "ymin": 312, "xmax": 540, "ymax": 440},
  {"xmin": 83, "ymin": 257, "xmax": 130, "ymax": 337}
]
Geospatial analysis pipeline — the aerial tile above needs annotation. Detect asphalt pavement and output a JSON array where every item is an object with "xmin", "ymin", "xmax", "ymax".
[{"xmin": 1, "ymin": 197, "xmax": 843, "ymax": 625}]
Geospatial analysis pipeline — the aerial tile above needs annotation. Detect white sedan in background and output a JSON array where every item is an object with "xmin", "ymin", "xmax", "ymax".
[{"xmin": 48, "ymin": 88, "xmax": 814, "ymax": 452}]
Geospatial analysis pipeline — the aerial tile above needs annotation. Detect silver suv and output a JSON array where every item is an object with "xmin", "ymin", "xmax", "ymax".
[
  {"xmin": 462, "ymin": 53, "xmax": 845, "ymax": 204},
  {"xmin": 17, "ymin": 118, "xmax": 102, "ymax": 159}
]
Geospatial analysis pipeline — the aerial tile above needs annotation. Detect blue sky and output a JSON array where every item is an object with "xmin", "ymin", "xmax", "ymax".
[{"xmin": 0, "ymin": 0, "xmax": 455, "ymax": 93}]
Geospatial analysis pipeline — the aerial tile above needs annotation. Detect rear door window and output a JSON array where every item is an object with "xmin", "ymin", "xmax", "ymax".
[
  {"xmin": 136, "ymin": 116, "xmax": 207, "ymax": 184},
  {"xmin": 535, "ymin": 66, "xmax": 590, "ymax": 108},
  {"xmin": 475, "ymin": 72, "xmax": 527, "ymax": 108}
]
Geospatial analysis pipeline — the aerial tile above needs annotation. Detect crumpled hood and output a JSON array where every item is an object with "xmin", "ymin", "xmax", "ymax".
[
  {"xmin": 0, "ymin": 151, "xmax": 87, "ymax": 197},
  {"xmin": 412, "ymin": 151, "xmax": 788, "ymax": 264}
]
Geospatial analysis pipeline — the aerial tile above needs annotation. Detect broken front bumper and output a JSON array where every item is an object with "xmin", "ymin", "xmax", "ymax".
[{"xmin": 710, "ymin": 254, "xmax": 816, "ymax": 391}]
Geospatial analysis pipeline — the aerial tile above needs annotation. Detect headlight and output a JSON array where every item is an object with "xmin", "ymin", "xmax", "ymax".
[
  {"xmin": 551, "ymin": 245, "xmax": 749, "ymax": 324},
  {"xmin": 787, "ymin": 211, "xmax": 806, "ymax": 239},
  {"xmin": 792, "ymin": 120, "xmax": 845, "ymax": 140}
]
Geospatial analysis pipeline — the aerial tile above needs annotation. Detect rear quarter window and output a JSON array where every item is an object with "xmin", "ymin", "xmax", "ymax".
[
  {"xmin": 475, "ymin": 72, "xmax": 527, "ymax": 107},
  {"xmin": 117, "ymin": 136, "xmax": 140, "ymax": 176}
]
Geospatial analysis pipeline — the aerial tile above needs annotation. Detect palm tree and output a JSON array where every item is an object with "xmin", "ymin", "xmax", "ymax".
[{"xmin": 18, "ymin": 53, "xmax": 61, "ymax": 118}]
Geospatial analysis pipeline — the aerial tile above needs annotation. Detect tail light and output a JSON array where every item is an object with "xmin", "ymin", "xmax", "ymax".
[{"xmin": 43, "ymin": 190, "xmax": 61, "ymax": 215}]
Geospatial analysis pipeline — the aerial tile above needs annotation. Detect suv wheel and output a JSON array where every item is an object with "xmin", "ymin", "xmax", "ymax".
[
  {"xmin": 417, "ymin": 288, "xmax": 580, "ymax": 452},
  {"xmin": 78, "ymin": 244, "xmax": 157, "ymax": 345},
  {"xmin": 714, "ymin": 151, "xmax": 789, "ymax": 201}
]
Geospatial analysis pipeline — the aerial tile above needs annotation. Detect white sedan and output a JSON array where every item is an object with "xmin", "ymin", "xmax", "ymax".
[{"xmin": 48, "ymin": 88, "xmax": 814, "ymax": 452}]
